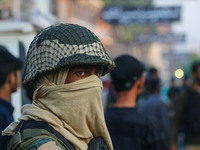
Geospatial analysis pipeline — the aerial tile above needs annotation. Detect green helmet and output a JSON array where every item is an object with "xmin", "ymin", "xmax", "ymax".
[{"xmin": 23, "ymin": 23, "xmax": 115, "ymax": 85}]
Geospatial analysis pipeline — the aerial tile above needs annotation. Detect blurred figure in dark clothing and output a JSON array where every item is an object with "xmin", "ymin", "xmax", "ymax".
[
  {"xmin": 167, "ymin": 86, "xmax": 180, "ymax": 112},
  {"xmin": 136, "ymin": 67, "xmax": 159, "ymax": 111},
  {"xmin": 149, "ymin": 67, "xmax": 159, "ymax": 78},
  {"xmin": 170, "ymin": 62, "xmax": 200, "ymax": 150},
  {"xmin": 180, "ymin": 75, "xmax": 190, "ymax": 92},
  {"xmin": 0, "ymin": 46, "xmax": 23, "ymax": 150},
  {"xmin": 142, "ymin": 75, "xmax": 169, "ymax": 150},
  {"xmin": 167, "ymin": 78, "xmax": 181, "ymax": 113},
  {"xmin": 105, "ymin": 55, "xmax": 161, "ymax": 150},
  {"xmin": 144, "ymin": 67, "xmax": 159, "ymax": 98}
]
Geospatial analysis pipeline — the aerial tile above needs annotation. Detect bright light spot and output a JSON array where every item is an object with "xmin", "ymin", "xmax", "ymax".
[{"xmin": 175, "ymin": 69, "xmax": 184, "ymax": 79}]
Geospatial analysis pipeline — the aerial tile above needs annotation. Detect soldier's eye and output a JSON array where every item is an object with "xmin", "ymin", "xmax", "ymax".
[{"xmin": 77, "ymin": 71, "xmax": 85, "ymax": 76}]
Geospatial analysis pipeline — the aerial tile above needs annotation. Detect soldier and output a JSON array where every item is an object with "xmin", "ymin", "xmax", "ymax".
[{"xmin": 3, "ymin": 23, "xmax": 115, "ymax": 150}]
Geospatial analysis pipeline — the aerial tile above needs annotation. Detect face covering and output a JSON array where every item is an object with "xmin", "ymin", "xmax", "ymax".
[{"xmin": 3, "ymin": 69, "xmax": 113, "ymax": 150}]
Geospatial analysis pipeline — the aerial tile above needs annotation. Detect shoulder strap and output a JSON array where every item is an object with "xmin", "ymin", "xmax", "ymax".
[{"xmin": 8, "ymin": 120, "xmax": 76, "ymax": 150}]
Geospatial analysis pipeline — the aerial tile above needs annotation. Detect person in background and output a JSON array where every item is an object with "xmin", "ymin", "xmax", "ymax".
[
  {"xmin": 167, "ymin": 85, "xmax": 180, "ymax": 117},
  {"xmin": 170, "ymin": 61, "xmax": 200, "ymax": 150},
  {"xmin": 105, "ymin": 54, "xmax": 161, "ymax": 150},
  {"xmin": 0, "ymin": 46, "xmax": 23, "ymax": 150},
  {"xmin": 2, "ymin": 23, "xmax": 115, "ymax": 150},
  {"xmin": 167, "ymin": 78, "xmax": 180, "ymax": 115},
  {"xmin": 142, "ymin": 75, "xmax": 169, "ymax": 150},
  {"xmin": 149, "ymin": 67, "xmax": 159, "ymax": 78},
  {"xmin": 180, "ymin": 75, "xmax": 190, "ymax": 92},
  {"xmin": 136, "ymin": 67, "xmax": 159, "ymax": 111}
]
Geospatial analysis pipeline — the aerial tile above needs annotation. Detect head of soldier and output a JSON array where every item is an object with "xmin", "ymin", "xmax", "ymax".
[{"xmin": 23, "ymin": 23, "xmax": 115, "ymax": 88}]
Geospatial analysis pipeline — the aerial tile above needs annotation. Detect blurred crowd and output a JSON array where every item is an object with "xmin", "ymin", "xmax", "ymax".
[{"xmin": 102, "ymin": 57, "xmax": 200, "ymax": 150}]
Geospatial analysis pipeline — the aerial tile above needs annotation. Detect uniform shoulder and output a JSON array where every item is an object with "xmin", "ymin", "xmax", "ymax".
[
  {"xmin": 37, "ymin": 140, "xmax": 64, "ymax": 150},
  {"xmin": 14, "ymin": 136, "xmax": 66, "ymax": 150}
]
